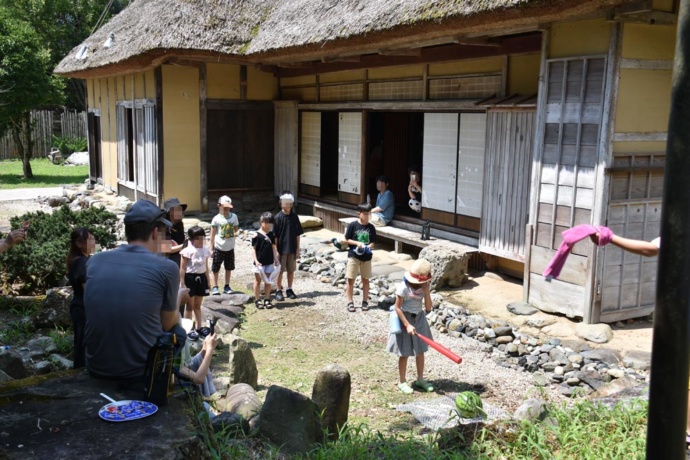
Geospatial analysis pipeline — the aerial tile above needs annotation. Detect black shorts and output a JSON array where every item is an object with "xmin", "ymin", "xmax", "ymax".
[
  {"xmin": 211, "ymin": 249, "xmax": 235, "ymax": 273},
  {"xmin": 184, "ymin": 273, "xmax": 210, "ymax": 297}
]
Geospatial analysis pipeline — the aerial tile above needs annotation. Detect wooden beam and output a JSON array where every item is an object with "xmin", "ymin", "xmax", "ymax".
[
  {"xmin": 612, "ymin": 132, "xmax": 668, "ymax": 142},
  {"xmin": 199, "ymin": 63, "xmax": 208, "ymax": 212},
  {"xmin": 321, "ymin": 55, "xmax": 362, "ymax": 63},
  {"xmin": 239, "ymin": 65, "xmax": 247, "ymax": 100},
  {"xmin": 456, "ymin": 36, "xmax": 501, "ymax": 47},
  {"xmin": 154, "ymin": 66, "xmax": 164, "ymax": 203},
  {"xmin": 378, "ymin": 48, "xmax": 422, "ymax": 56},
  {"xmin": 620, "ymin": 58, "xmax": 673, "ymax": 70}
]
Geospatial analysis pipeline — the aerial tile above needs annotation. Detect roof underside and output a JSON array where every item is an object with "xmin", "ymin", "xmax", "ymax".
[{"xmin": 55, "ymin": 0, "xmax": 641, "ymax": 78}]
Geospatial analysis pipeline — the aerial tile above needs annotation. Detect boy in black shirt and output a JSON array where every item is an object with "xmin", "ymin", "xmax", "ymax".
[
  {"xmin": 344, "ymin": 203, "xmax": 377, "ymax": 312},
  {"xmin": 274, "ymin": 191, "xmax": 304, "ymax": 301},
  {"xmin": 252, "ymin": 212, "xmax": 279, "ymax": 309}
]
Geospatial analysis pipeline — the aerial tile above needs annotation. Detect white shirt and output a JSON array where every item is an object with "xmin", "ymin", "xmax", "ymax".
[
  {"xmin": 395, "ymin": 282, "xmax": 425, "ymax": 314},
  {"xmin": 180, "ymin": 243, "xmax": 211, "ymax": 274}
]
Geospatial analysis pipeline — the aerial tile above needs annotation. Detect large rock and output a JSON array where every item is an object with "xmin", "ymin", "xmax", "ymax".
[
  {"xmin": 227, "ymin": 334, "xmax": 258, "ymax": 388},
  {"xmin": 311, "ymin": 364, "xmax": 351, "ymax": 441},
  {"xmin": 575, "ymin": 323, "xmax": 613, "ymax": 343},
  {"xmin": 259, "ymin": 385, "xmax": 323, "ymax": 454},
  {"xmin": 581, "ymin": 348, "xmax": 622, "ymax": 365},
  {"xmin": 623, "ymin": 351, "xmax": 651, "ymax": 371},
  {"xmin": 513, "ymin": 399, "xmax": 546, "ymax": 423},
  {"xmin": 542, "ymin": 323, "xmax": 574, "ymax": 337},
  {"xmin": 0, "ymin": 348, "xmax": 28, "ymax": 379},
  {"xmin": 418, "ymin": 246, "xmax": 470, "ymax": 289},
  {"xmin": 211, "ymin": 412, "xmax": 250, "ymax": 434},
  {"xmin": 224, "ymin": 383, "xmax": 262, "ymax": 421},
  {"xmin": 589, "ymin": 376, "xmax": 639, "ymax": 399},
  {"xmin": 33, "ymin": 287, "xmax": 73, "ymax": 329},
  {"xmin": 26, "ymin": 336, "xmax": 57, "ymax": 359},
  {"xmin": 299, "ymin": 215, "xmax": 323, "ymax": 229}
]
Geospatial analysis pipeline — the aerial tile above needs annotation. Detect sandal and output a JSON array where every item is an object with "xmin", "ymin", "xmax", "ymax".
[
  {"xmin": 397, "ymin": 382, "xmax": 414, "ymax": 394},
  {"xmin": 255, "ymin": 300, "xmax": 264, "ymax": 310},
  {"xmin": 264, "ymin": 299, "xmax": 274, "ymax": 309},
  {"xmin": 347, "ymin": 302, "xmax": 356, "ymax": 313},
  {"xmin": 361, "ymin": 301, "xmax": 369, "ymax": 311},
  {"xmin": 197, "ymin": 327, "xmax": 211, "ymax": 338},
  {"xmin": 414, "ymin": 379, "xmax": 434, "ymax": 392},
  {"xmin": 188, "ymin": 330, "xmax": 199, "ymax": 341}
]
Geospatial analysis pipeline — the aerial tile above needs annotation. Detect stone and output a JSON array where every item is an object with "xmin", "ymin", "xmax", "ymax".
[
  {"xmin": 33, "ymin": 287, "xmax": 73, "ymax": 329},
  {"xmin": 224, "ymin": 383, "xmax": 262, "ymax": 421},
  {"xmin": 623, "ymin": 351, "xmax": 651, "ymax": 371},
  {"xmin": 227, "ymin": 334, "xmax": 259, "ymax": 388},
  {"xmin": 211, "ymin": 412, "xmax": 250, "ymax": 435},
  {"xmin": 493, "ymin": 326, "xmax": 514, "ymax": 337},
  {"xmin": 532, "ymin": 372, "xmax": 548, "ymax": 387},
  {"xmin": 505, "ymin": 344, "xmax": 518, "ymax": 356},
  {"xmin": 581, "ymin": 349, "xmax": 622, "ymax": 366},
  {"xmin": 568, "ymin": 354, "xmax": 584, "ymax": 365},
  {"xmin": 483, "ymin": 328, "xmax": 496, "ymax": 339},
  {"xmin": 513, "ymin": 399, "xmax": 546, "ymax": 423},
  {"xmin": 298, "ymin": 215, "xmax": 323, "ymax": 229},
  {"xmin": 578, "ymin": 371, "xmax": 605, "ymax": 391},
  {"xmin": 575, "ymin": 323, "xmax": 613, "ymax": 344},
  {"xmin": 418, "ymin": 246, "xmax": 470, "ymax": 289},
  {"xmin": 549, "ymin": 349, "xmax": 569, "ymax": 365},
  {"xmin": 589, "ymin": 376, "xmax": 639, "ymax": 399},
  {"xmin": 554, "ymin": 366, "xmax": 564, "ymax": 375},
  {"xmin": 0, "ymin": 349, "xmax": 28, "ymax": 379},
  {"xmin": 448, "ymin": 319, "xmax": 464, "ymax": 333},
  {"xmin": 311, "ymin": 364, "xmax": 351, "ymax": 441},
  {"xmin": 48, "ymin": 196, "xmax": 70, "ymax": 207},
  {"xmin": 0, "ymin": 369, "xmax": 13, "ymax": 382},
  {"xmin": 495, "ymin": 336, "xmax": 513, "ymax": 345},
  {"xmin": 507, "ymin": 302, "xmax": 538, "ymax": 316},
  {"xmin": 542, "ymin": 323, "xmax": 574, "ymax": 337},
  {"xmin": 259, "ymin": 385, "xmax": 323, "ymax": 454},
  {"xmin": 34, "ymin": 361, "xmax": 54, "ymax": 374},
  {"xmin": 49, "ymin": 354, "xmax": 73, "ymax": 370},
  {"xmin": 524, "ymin": 317, "xmax": 557, "ymax": 328},
  {"xmin": 607, "ymin": 369, "xmax": 626, "ymax": 379},
  {"xmin": 26, "ymin": 336, "xmax": 57, "ymax": 359},
  {"xmin": 566, "ymin": 377, "xmax": 580, "ymax": 386}
]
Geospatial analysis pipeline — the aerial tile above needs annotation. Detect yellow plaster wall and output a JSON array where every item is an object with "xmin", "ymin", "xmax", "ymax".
[
  {"xmin": 319, "ymin": 69, "xmax": 366, "ymax": 83},
  {"xmin": 368, "ymin": 65, "xmax": 424, "ymax": 79},
  {"xmin": 614, "ymin": 69, "xmax": 672, "ymax": 133},
  {"xmin": 281, "ymin": 75, "xmax": 316, "ymax": 87},
  {"xmin": 613, "ymin": 141, "xmax": 667, "ymax": 153},
  {"xmin": 549, "ymin": 18, "xmax": 612, "ymax": 58},
  {"xmin": 247, "ymin": 65, "xmax": 278, "ymax": 100},
  {"xmin": 508, "ymin": 53, "xmax": 540, "ymax": 95},
  {"xmin": 653, "ymin": 0, "xmax": 675, "ymax": 12},
  {"xmin": 621, "ymin": 23, "xmax": 676, "ymax": 60},
  {"xmin": 162, "ymin": 65, "xmax": 201, "ymax": 210},
  {"xmin": 207, "ymin": 63, "xmax": 240, "ymax": 99},
  {"xmin": 144, "ymin": 70, "xmax": 156, "ymax": 99},
  {"xmin": 105, "ymin": 76, "xmax": 118, "ymax": 188},
  {"xmin": 134, "ymin": 73, "xmax": 145, "ymax": 99},
  {"xmin": 428, "ymin": 57, "xmax": 502, "ymax": 76}
]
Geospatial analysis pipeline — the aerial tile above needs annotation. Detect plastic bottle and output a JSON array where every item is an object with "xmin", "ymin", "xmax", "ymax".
[{"xmin": 389, "ymin": 306, "xmax": 402, "ymax": 334}]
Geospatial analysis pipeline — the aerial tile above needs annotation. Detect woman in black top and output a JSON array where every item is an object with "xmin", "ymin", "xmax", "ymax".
[
  {"xmin": 66, "ymin": 227, "xmax": 95, "ymax": 369},
  {"xmin": 164, "ymin": 198, "xmax": 187, "ymax": 267}
]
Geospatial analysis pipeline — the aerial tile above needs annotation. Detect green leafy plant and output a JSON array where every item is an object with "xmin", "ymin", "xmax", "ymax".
[
  {"xmin": 52, "ymin": 135, "xmax": 88, "ymax": 157},
  {"xmin": 49, "ymin": 326, "xmax": 73, "ymax": 357},
  {"xmin": 0, "ymin": 205, "xmax": 119, "ymax": 294}
]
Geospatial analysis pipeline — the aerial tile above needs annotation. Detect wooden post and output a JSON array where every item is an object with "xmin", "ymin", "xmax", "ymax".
[
  {"xmin": 199, "ymin": 63, "xmax": 208, "ymax": 212},
  {"xmin": 154, "ymin": 67, "xmax": 165, "ymax": 203}
]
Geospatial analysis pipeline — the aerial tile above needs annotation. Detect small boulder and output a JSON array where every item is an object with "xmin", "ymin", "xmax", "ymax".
[
  {"xmin": 0, "ymin": 349, "xmax": 28, "ymax": 379},
  {"xmin": 49, "ymin": 354, "xmax": 73, "ymax": 370},
  {"xmin": 513, "ymin": 399, "xmax": 546, "ymax": 423},
  {"xmin": 224, "ymin": 383, "xmax": 262, "ymax": 421},
  {"xmin": 575, "ymin": 324, "xmax": 613, "ymax": 344},
  {"xmin": 507, "ymin": 302, "xmax": 538, "ymax": 316},
  {"xmin": 211, "ymin": 412, "xmax": 250, "ymax": 435},
  {"xmin": 542, "ymin": 323, "xmax": 574, "ymax": 337},
  {"xmin": 311, "ymin": 364, "xmax": 351, "ymax": 441},
  {"xmin": 259, "ymin": 385, "xmax": 323, "ymax": 454},
  {"xmin": 581, "ymin": 349, "xmax": 622, "ymax": 366},
  {"xmin": 33, "ymin": 287, "xmax": 73, "ymax": 329},
  {"xmin": 418, "ymin": 246, "xmax": 470, "ymax": 289},
  {"xmin": 298, "ymin": 215, "xmax": 323, "ymax": 229},
  {"xmin": 27, "ymin": 336, "xmax": 57, "ymax": 359},
  {"xmin": 623, "ymin": 351, "xmax": 651, "ymax": 371},
  {"xmin": 589, "ymin": 376, "xmax": 638, "ymax": 398},
  {"xmin": 227, "ymin": 335, "xmax": 258, "ymax": 388}
]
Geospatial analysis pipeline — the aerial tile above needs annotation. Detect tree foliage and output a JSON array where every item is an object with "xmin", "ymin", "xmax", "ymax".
[{"xmin": 0, "ymin": 205, "xmax": 119, "ymax": 295}]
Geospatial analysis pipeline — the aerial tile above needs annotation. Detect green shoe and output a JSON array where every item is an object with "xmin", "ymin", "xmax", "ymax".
[{"xmin": 414, "ymin": 379, "xmax": 434, "ymax": 392}]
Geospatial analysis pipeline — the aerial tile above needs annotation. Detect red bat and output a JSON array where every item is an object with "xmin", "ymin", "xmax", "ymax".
[{"xmin": 416, "ymin": 333, "xmax": 462, "ymax": 364}]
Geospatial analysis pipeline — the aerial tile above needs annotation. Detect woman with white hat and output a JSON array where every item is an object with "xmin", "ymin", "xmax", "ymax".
[{"xmin": 387, "ymin": 258, "xmax": 435, "ymax": 394}]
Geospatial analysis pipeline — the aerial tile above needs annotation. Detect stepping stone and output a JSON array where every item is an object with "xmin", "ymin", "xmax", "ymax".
[
  {"xmin": 507, "ymin": 302, "xmax": 538, "ymax": 316},
  {"xmin": 371, "ymin": 265, "xmax": 405, "ymax": 277}
]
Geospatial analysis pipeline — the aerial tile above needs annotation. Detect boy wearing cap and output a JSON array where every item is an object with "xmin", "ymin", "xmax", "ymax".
[
  {"xmin": 273, "ymin": 191, "xmax": 304, "ymax": 301},
  {"xmin": 344, "ymin": 203, "xmax": 377, "ymax": 312},
  {"xmin": 83, "ymin": 199, "xmax": 180, "ymax": 380},
  {"xmin": 209, "ymin": 195, "xmax": 240, "ymax": 295}
]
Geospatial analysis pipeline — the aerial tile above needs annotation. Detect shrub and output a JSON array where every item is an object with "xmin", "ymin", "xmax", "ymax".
[
  {"xmin": 0, "ymin": 205, "xmax": 119, "ymax": 294},
  {"xmin": 52, "ymin": 135, "xmax": 88, "ymax": 157}
]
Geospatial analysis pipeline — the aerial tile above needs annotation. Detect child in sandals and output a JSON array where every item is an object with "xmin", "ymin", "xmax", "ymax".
[
  {"xmin": 252, "ymin": 212, "xmax": 280, "ymax": 309},
  {"xmin": 387, "ymin": 258, "xmax": 435, "ymax": 394},
  {"xmin": 344, "ymin": 203, "xmax": 376, "ymax": 312},
  {"xmin": 180, "ymin": 226, "xmax": 212, "ymax": 340}
]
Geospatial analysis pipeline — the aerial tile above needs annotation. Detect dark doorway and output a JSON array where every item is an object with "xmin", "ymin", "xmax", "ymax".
[
  {"xmin": 87, "ymin": 112, "xmax": 102, "ymax": 182},
  {"xmin": 207, "ymin": 103, "xmax": 274, "ymax": 192},
  {"xmin": 367, "ymin": 112, "xmax": 424, "ymax": 218},
  {"xmin": 320, "ymin": 112, "xmax": 339, "ymax": 200}
]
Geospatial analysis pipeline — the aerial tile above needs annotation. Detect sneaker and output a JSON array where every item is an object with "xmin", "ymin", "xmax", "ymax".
[
  {"xmin": 223, "ymin": 285, "xmax": 233, "ymax": 294},
  {"xmin": 397, "ymin": 382, "xmax": 414, "ymax": 394},
  {"xmin": 286, "ymin": 288, "xmax": 297, "ymax": 300},
  {"xmin": 211, "ymin": 286, "xmax": 220, "ymax": 296},
  {"xmin": 188, "ymin": 330, "xmax": 199, "ymax": 341},
  {"xmin": 275, "ymin": 289, "xmax": 285, "ymax": 301}
]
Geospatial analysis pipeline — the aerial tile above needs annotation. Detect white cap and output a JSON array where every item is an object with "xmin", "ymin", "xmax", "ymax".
[{"xmin": 218, "ymin": 195, "xmax": 233, "ymax": 208}]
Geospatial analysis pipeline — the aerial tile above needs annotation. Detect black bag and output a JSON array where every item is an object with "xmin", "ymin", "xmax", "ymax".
[
  {"xmin": 144, "ymin": 327, "xmax": 186, "ymax": 406},
  {"xmin": 421, "ymin": 221, "xmax": 431, "ymax": 241}
]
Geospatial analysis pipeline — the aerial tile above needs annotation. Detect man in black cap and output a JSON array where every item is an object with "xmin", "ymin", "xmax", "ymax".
[{"xmin": 84, "ymin": 199, "xmax": 181, "ymax": 380}]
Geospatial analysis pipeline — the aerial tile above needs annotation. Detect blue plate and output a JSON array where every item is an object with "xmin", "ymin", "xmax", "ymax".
[{"xmin": 98, "ymin": 400, "xmax": 158, "ymax": 422}]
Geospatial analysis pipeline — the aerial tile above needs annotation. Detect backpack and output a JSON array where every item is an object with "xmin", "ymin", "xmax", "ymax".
[{"xmin": 144, "ymin": 328, "xmax": 186, "ymax": 406}]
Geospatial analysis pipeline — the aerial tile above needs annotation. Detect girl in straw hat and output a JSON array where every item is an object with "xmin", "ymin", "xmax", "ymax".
[{"xmin": 387, "ymin": 258, "xmax": 435, "ymax": 394}]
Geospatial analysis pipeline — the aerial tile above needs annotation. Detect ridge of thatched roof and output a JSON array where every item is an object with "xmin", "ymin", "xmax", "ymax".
[{"xmin": 55, "ymin": 0, "xmax": 633, "ymax": 77}]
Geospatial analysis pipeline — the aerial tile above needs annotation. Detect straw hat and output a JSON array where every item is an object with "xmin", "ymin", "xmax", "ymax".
[{"xmin": 403, "ymin": 259, "xmax": 432, "ymax": 284}]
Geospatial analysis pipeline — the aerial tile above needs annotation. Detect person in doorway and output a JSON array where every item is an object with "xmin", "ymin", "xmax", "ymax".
[
  {"xmin": 407, "ymin": 166, "xmax": 423, "ymax": 213},
  {"xmin": 344, "ymin": 203, "xmax": 377, "ymax": 312},
  {"xmin": 370, "ymin": 175, "xmax": 395, "ymax": 227},
  {"xmin": 180, "ymin": 226, "xmax": 212, "ymax": 341},
  {"xmin": 274, "ymin": 191, "xmax": 304, "ymax": 301},
  {"xmin": 209, "ymin": 195, "xmax": 239, "ymax": 295},
  {"xmin": 66, "ymin": 227, "xmax": 96, "ymax": 369},
  {"xmin": 387, "ymin": 258, "xmax": 435, "ymax": 394},
  {"xmin": 84, "ymin": 199, "xmax": 180, "ymax": 380}
]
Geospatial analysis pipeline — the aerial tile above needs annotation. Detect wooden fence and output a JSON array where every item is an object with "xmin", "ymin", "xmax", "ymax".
[{"xmin": 0, "ymin": 109, "xmax": 87, "ymax": 160}]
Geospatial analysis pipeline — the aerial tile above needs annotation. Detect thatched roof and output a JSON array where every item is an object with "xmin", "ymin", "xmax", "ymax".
[{"xmin": 55, "ymin": 0, "xmax": 635, "ymax": 77}]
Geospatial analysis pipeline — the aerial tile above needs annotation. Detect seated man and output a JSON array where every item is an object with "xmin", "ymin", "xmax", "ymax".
[
  {"xmin": 84, "ymin": 199, "xmax": 180, "ymax": 380},
  {"xmin": 370, "ymin": 175, "xmax": 395, "ymax": 227}
]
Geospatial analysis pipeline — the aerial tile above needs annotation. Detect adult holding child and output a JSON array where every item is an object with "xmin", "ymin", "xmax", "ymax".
[
  {"xmin": 66, "ymin": 227, "xmax": 96, "ymax": 369},
  {"xmin": 84, "ymin": 199, "xmax": 180, "ymax": 380},
  {"xmin": 209, "ymin": 195, "xmax": 239, "ymax": 295},
  {"xmin": 370, "ymin": 175, "xmax": 395, "ymax": 227},
  {"xmin": 344, "ymin": 203, "xmax": 377, "ymax": 312},
  {"xmin": 274, "ymin": 191, "xmax": 304, "ymax": 301}
]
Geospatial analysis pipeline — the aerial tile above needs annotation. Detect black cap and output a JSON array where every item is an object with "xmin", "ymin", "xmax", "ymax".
[{"xmin": 124, "ymin": 200, "xmax": 172, "ymax": 227}]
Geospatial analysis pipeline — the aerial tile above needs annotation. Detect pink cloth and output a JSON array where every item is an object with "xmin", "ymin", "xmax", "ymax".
[{"xmin": 543, "ymin": 225, "xmax": 613, "ymax": 279}]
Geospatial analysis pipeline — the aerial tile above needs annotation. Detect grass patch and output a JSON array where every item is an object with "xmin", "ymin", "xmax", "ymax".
[
  {"xmin": 0, "ymin": 158, "xmax": 88, "ymax": 189},
  {"xmin": 49, "ymin": 326, "xmax": 74, "ymax": 357}
]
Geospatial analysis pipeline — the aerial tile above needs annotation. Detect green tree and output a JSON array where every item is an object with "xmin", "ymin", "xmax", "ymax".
[{"xmin": 0, "ymin": 7, "xmax": 65, "ymax": 178}]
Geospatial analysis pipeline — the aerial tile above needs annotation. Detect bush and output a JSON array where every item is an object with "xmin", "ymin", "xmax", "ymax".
[
  {"xmin": 0, "ymin": 205, "xmax": 119, "ymax": 294},
  {"xmin": 52, "ymin": 135, "xmax": 88, "ymax": 157}
]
